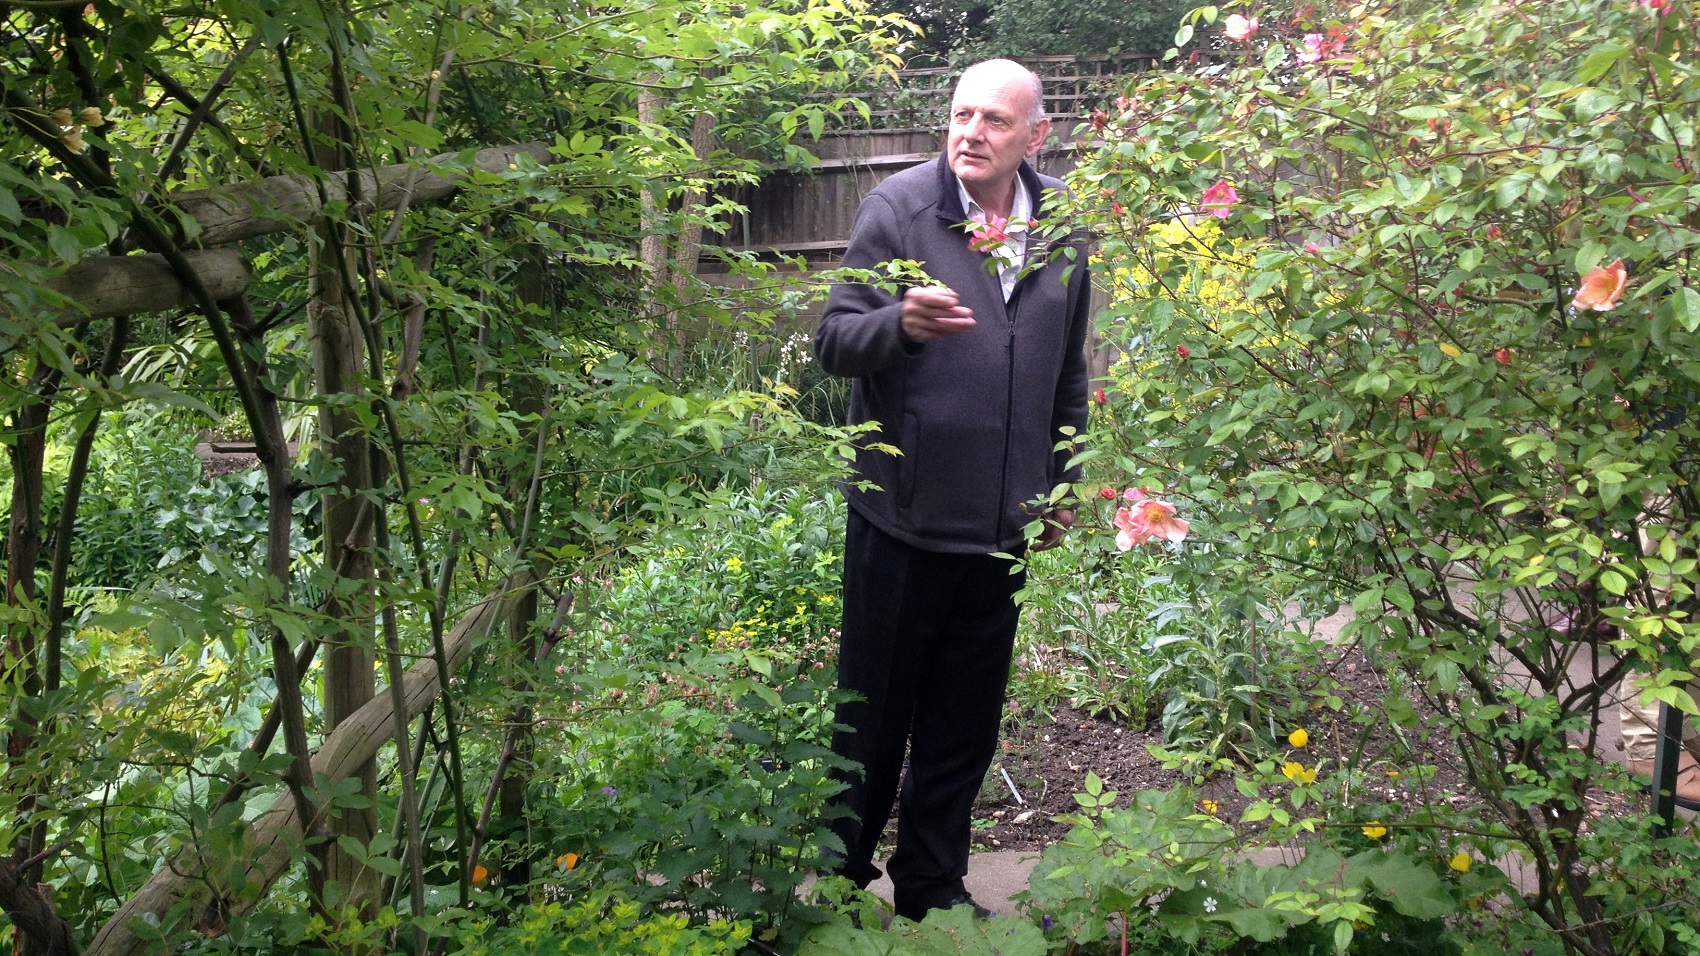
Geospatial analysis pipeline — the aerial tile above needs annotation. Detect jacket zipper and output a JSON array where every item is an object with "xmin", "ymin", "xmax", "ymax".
[{"xmin": 995, "ymin": 283, "xmax": 1022, "ymax": 544}]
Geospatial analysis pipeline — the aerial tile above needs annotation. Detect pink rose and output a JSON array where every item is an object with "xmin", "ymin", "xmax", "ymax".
[
  {"xmin": 1113, "ymin": 498, "xmax": 1190, "ymax": 550},
  {"xmin": 1224, "ymin": 13, "xmax": 1259, "ymax": 41},
  {"xmin": 1200, "ymin": 179, "xmax": 1240, "ymax": 219},
  {"xmin": 1296, "ymin": 33, "xmax": 1323, "ymax": 63}
]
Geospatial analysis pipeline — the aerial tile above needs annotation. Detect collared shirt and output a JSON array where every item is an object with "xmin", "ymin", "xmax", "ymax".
[{"xmin": 957, "ymin": 176, "xmax": 1032, "ymax": 302}]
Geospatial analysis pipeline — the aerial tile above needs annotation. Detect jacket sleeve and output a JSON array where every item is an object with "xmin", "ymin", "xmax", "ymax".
[
  {"xmin": 815, "ymin": 193, "xmax": 923, "ymax": 378},
  {"xmin": 1051, "ymin": 247, "xmax": 1093, "ymax": 490}
]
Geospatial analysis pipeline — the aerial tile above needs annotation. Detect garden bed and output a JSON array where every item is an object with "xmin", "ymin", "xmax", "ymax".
[{"xmin": 974, "ymin": 645, "xmax": 1640, "ymax": 854}]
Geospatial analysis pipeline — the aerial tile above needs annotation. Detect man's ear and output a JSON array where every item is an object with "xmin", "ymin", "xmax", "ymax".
[{"xmin": 1025, "ymin": 117, "xmax": 1051, "ymax": 157}]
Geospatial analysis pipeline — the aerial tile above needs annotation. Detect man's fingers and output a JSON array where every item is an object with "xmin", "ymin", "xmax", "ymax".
[
  {"xmin": 906, "ymin": 284, "xmax": 961, "ymax": 310},
  {"xmin": 901, "ymin": 286, "xmax": 976, "ymax": 342},
  {"xmin": 903, "ymin": 315, "xmax": 975, "ymax": 342}
]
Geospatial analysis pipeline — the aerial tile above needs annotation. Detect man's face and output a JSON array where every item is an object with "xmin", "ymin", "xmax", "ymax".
[{"xmin": 946, "ymin": 69, "xmax": 1049, "ymax": 198}]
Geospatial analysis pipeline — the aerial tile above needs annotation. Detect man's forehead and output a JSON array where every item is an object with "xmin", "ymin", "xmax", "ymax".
[{"xmin": 952, "ymin": 73, "xmax": 1031, "ymax": 113}]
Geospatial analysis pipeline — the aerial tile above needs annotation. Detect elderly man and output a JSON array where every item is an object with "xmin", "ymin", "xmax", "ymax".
[{"xmin": 814, "ymin": 58, "xmax": 1091, "ymax": 921}]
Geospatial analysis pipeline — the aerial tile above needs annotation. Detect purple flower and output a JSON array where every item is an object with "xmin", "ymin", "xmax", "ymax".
[
  {"xmin": 601, "ymin": 785, "xmax": 618, "ymax": 796},
  {"xmin": 1042, "ymin": 915, "xmax": 1054, "ymax": 930}
]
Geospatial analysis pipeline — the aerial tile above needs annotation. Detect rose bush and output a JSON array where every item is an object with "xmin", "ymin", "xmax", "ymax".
[{"xmin": 1060, "ymin": 0, "xmax": 1700, "ymax": 952}]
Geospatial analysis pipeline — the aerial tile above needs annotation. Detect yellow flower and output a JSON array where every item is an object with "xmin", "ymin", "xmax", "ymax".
[
  {"xmin": 1362, "ymin": 822, "xmax": 1387, "ymax": 839},
  {"xmin": 1288, "ymin": 728, "xmax": 1309, "ymax": 748},
  {"xmin": 1201, "ymin": 799, "xmax": 1220, "ymax": 814},
  {"xmin": 1449, "ymin": 851, "xmax": 1472, "ymax": 873},
  {"xmin": 1281, "ymin": 761, "xmax": 1318, "ymax": 784},
  {"xmin": 726, "ymin": 556, "xmax": 743, "ymax": 573}
]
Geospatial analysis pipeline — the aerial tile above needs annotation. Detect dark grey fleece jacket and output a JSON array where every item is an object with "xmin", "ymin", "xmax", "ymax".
[{"xmin": 815, "ymin": 154, "xmax": 1092, "ymax": 554}]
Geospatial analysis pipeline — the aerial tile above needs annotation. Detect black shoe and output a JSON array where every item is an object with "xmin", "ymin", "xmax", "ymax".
[{"xmin": 942, "ymin": 893, "xmax": 995, "ymax": 920}]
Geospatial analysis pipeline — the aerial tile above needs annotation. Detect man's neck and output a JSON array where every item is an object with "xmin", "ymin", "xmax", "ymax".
[{"xmin": 964, "ymin": 176, "xmax": 1018, "ymax": 221}]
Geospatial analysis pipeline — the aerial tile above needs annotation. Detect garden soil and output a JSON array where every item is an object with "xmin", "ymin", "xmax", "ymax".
[{"xmin": 970, "ymin": 644, "xmax": 1644, "ymax": 855}]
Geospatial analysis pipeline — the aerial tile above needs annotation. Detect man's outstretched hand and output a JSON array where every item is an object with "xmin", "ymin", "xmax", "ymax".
[{"xmin": 901, "ymin": 285, "xmax": 976, "ymax": 343}]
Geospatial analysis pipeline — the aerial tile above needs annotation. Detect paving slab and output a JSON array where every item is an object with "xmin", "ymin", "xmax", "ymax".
[{"xmin": 862, "ymin": 849, "xmax": 1042, "ymax": 917}]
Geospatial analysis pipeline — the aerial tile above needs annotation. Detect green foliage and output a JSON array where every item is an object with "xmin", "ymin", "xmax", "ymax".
[
  {"xmin": 2, "ymin": 0, "xmax": 903, "ymax": 949},
  {"xmin": 970, "ymin": 0, "xmax": 1194, "ymax": 60},
  {"xmin": 602, "ymin": 484, "xmax": 844, "ymax": 677},
  {"xmin": 477, "ymin": 487, "xmax": 853, "ymax": 945},
  {"xmin": 529, "ymin": 657, "xmax": 847, "ymax": 918},
  {"xmin": 1022, "ymin": 782, "xmax": 1458, "ymax": 955},
  {"xmin": 456, "ymin": 892, "xmax": 752, "ymax": 955},
  {"xmin": 1062, "ymin": 0, "xmax": 1700, "ymax": 950},
  {"xmin": 1013, "ymin": 540, "xmax": 1169, "ymax": 723},
  {"xmin": 798, "ymin": 898, "xmax": 1048, "ymax": 955},
  {"xmin": 873, "ymin": 0, "xmax": 1189, "ymax": 66}
]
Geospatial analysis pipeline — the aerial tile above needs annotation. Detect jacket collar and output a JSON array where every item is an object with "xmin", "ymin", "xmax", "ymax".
[{"xmin": 933, "ymin": 152, "xmax": 1047, "ymax": 225}]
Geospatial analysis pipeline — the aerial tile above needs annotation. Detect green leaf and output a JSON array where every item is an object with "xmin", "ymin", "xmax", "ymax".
[
  {"xmin": 1575, "ymin": 240, "xmax": 1606, "ymax": 275},
  {"xmin": 1599, "ymin": 567, "xmax": 1628, "ymax": 596},
  {"xmin": 47, "ymin": 224, "xmax": 81, "ymax": 264},
  {"xmin": 1349, "ymin": 850, "xmax": 1455, "ymax": 920},
  {"xmin": 1675, "ymin": 286, "xmax": 1700, "ymax": 333},
  {"xmin": 1576, "ymin": 44, "xmax": 1628, "ymax": 83}
]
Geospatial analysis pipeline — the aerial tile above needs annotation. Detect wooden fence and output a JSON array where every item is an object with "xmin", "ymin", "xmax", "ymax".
[
  {"xmin": 701, "ymin": 54, "xmax": 1149, "ymax": 271},
  {"xmin": 696, "ymin": 57, "xmax": 1150, "ymax": 380}
]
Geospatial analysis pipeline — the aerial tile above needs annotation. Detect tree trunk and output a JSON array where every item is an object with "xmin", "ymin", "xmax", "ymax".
[
  {"xmin": 5, "ymin": 361, "xmax": 64, "ymax": 956},
  {"xmin": 308, "ymin": 107, "xmax": 380, "ymax": 914},
  {"xmin": 635, "ymin": 86, "xmax": 717, "ymax": 379},
  {"xmin": 491, "ymin": 257, "xmax": 549, "ymax": 887},
  {"xmin": 6, "ymin": 366, "xmax": 55, "ymax": 820}
]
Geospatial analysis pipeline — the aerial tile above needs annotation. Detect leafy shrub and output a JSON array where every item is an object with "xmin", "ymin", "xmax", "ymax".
[
  {"xmin": 602, "ymin": 483, "xmax": 843, "ymax": 680},
  {"xmin": 516, "ymin": 483, "xmax": 850, "ymax": 944},
  {"xmin": 1061, "ymin": 0, "xmax": 1700, "ymax": 949},
  {"xmin": 1021, "ymin": 780, "xmax": 1459, "ymax": 955},
  {"xmin": 1014, "ymin": 541, "xmax": 1170, "ymax": 723},
  {"xmin": 457, "ymin": 891, "xmax": 752, "ymax": 955}
]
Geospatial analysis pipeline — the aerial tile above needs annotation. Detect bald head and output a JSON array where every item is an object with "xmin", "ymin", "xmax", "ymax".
[
  {"xmin": 946, "ymin": 59, "xmax": 1050, "ymax": 214},
  {"xmin": 954, "ymin": 59, "xmax": 1045, "ymax": 127}
]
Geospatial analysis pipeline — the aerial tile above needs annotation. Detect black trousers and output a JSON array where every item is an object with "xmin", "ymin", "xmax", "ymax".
[{"xmin": 826, "ymin": 509, "xmax": 1024, "ymax": 918}]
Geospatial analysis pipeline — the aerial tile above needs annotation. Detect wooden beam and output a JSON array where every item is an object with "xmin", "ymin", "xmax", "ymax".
[
  {"xmin": 175, "ymin": 140, "xmax": 554, "ymax": 248},
  {"xmin": 42, "ymin": 249, "xmax": 250, "ymax": 326},
  {"xmin": 12, "ymin": 141, "xmax": 553, "ymax": 324}
]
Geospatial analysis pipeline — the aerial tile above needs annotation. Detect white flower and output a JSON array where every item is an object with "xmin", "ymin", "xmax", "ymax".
[{"xmin": 1203, "ymin": 897, "xmax": 1218, "ymax": 913}]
